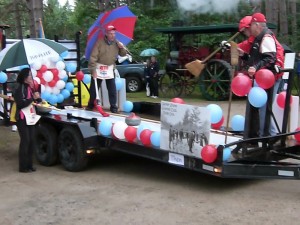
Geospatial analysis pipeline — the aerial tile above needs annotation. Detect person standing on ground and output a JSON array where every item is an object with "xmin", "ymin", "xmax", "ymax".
[
  {"xmin": 87, "ymin": 25, "xmax": 127, "ymax": 113},
  {"xmin": 144, "ymin": 59, "xmax": 151, "ymax": 97},
  {"xmin": 244, "ymin": 13, "xmax": 284, "ymax": 137},
  {"xmin": 149, "ymin": 56, "xmax": 160, "ymax": 98},
  {"xmin": 14, "ymin": 68, "xmax": 41, "ymax": 173}
]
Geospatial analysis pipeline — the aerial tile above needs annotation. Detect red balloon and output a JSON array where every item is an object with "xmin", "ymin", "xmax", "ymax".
[
  {"xmin": 48, "ymin": 79, "xmax": 57, "ymax": 87},
  {"xmin": 50, "ymin": 68, "xmax": 59, "ymax": 79},
  {"xmin": 231, "ymin": 74, "xmax": 252, "ymax": 96},
  {"xmin": 276, "ymin": 91, "xmax": 293, "ymax": 108},
  {"xmin": 201, "ymin": 144, "xmax": 217, "ymax": 163},
  {"xmin": 140, "ymin": 129, "xmax": 152, "ymax": 146},
  {"xmin": 76, "ymin": 71, "xmax": 84, "ymax": 81},
  {"xmin": 36, "ymin": 71, "xmax": 43, "ymax": 78},
  {"xmin": 171, "ymin": 97, "xmax": 185, "ymax": 104},
  {"xmin": 294, "ymin": 127, "xmax": 300, "ymax": 142},
  {"xmin": 211, "ymin": 116, "xmax": 224, "ymax": 129},
  {"xmin": 40, "ymin": 77, "xmax": 46, "ymax": 85},
  {"xmin": 39, "ymin": 65, "xmax": 48, "ymax": 73},
  {"xmin": 255, "ymin": 69, "xmax": 275, "ymax": 89},
  {"xmin": 124, "ymin": 126, "xmax": 137, "ymax": 143}
]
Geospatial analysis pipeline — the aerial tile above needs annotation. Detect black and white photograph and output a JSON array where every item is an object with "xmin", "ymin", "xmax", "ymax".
[{"xmin": 160, "ymin": 101, "xmax": 210, "ymax": 157}]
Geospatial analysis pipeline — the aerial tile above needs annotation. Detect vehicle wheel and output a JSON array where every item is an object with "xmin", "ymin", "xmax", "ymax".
[
  {"xmin": 181, "ymin": 76, "xmax": 196, "ymax": 96},
  {"xmin": 126, "ymin": 76, "xmax": 142, "ymax": 92},
  {"xmin": 199, "ymin": 59, "xmax": 231, "ymax": 101},
  {"xmin": 34, "ymin": 123, "xmax": 58, "ymax": 166},
  {"xmin": 58, "ymin": 126, "xmax": 88, "ymax": 172},
  {"xmin": 159, "ymin": 72, "xmax": 183, "ymax": 98}
]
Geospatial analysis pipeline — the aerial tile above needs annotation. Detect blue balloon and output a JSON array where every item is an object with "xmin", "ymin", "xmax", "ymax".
[
  {"xmin": 48, "ymin": 94, "xmax": 58, "ymax": 105},
  {"xmin": 41, "ymin": 91, "xmax": 51, "ymax": 101},
  {"xmin": 98, "ymin": 119, "xmax": 112, "ymax": 136},
  {"xmin": 62, "ymin": 75, "xmax": 68, "ymax": 82},
  {"xmin": 65, "ymin": 82, "xmax": 74, "ymax": 92},
  {"xmin": 223, "ymin": 148, "xmax": 231, "ymax": 162},
  {"xmin": 231, "ymin": 114, "xmax": 245, "ymax": 131},
  {"xmin": 115, "ymin": 77, "xmax": 123, "ymax": 91},
  {"xmin": 248, "ymin": 87, "xmax": 267, "ymax": 108},
  {"xmin": 206, "ymin": 104, "xmax": 223, "ymax": 124},
  {"xmin": 60, "ymin": 51, "xmax": 69, "ymax": 58},
  {"xmin": 137, "ymin": 124, "xmax": 150, "ymax": 140},
  {"xmin": 56, "ymin": 94, "xmax": 64, "ymax": 103},
  {"xmin": 123, "ymin": 101, "xmax": 133, "ymax": 113},
  {"xmin": 66, "ymin": 63, "xmax": 77, "ymax": 73},
  {"xmin": 0, "ymin": 72, "xmax": 8, "ymax": 83},
  {"xmin": 83, "ymin": 74, "xmax": 91, "ymax": 84},
  {"xmin": 61, "ymin": 89, "xmax": 71, "ymax": 99},
  {"xmin": 150, "ymin": 131, "xmax": 160, "ymax": 147}
]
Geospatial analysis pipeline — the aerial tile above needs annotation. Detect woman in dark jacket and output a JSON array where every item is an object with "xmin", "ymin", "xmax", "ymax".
[{"xmin": 14, "ymin": 68, "xmax": 41, "ymax": 173}]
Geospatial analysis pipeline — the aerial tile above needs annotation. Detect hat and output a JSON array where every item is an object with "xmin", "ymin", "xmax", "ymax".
[
  {"xmin": 251, "ymin": 13, "xmax": 267, "ymax": 23},
  {"xmin": 239, "ymin": 16, "xmax": 252, "ymax": 31},
  {"xmin": 105, "ymin": 25, "xmax": 116, "ymax": 31}
]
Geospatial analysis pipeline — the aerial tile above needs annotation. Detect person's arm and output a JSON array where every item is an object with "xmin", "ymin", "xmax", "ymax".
[{"xmin": 14, "ymin": 86, "xmax": 33, "ymax": 110}]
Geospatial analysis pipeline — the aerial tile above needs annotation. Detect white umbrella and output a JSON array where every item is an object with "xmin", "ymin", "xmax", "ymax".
[{"xmin": 0, "ymin": 38, "xmax": 69, "ymax": 71}]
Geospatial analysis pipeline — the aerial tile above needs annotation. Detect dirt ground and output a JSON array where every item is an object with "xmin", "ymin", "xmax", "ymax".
[{"xmin": 0, "ymin": 100, "xmax": 300, "ymax": 225}]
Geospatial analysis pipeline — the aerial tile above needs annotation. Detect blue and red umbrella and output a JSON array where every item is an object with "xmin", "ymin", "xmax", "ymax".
[{"xmin": 85, "ymin": 6, "xmax": 137, "ymax": 60}]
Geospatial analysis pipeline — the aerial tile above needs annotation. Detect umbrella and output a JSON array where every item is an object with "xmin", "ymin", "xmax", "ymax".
[
  {"xmin": 85, "ymin": 5, "xmax": 137, "ymax": 60},
  {"xmin": 0, "ymin": 38, "xmax": 68, "ymax": 71},
  {"xmin": 140, "ymin": 48, "xmax": 160, "ymax": 57}
]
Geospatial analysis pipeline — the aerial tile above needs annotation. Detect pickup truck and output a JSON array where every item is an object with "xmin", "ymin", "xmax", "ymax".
[{"xmin": 80, "ymin": 57, "xmax": 146, "ymax": 92}]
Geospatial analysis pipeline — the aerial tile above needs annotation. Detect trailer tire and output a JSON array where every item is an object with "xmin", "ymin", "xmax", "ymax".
[
  {"xmin": 34, "ymin": 123, "xmax": 58, "ymax": 166},
  {"xmin": 58, "ymin": 126, "xmax": 88, "ymax": 172}
]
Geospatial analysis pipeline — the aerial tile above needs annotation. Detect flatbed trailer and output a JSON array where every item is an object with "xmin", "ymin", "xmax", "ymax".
[{"xmin": 34, "ymin": 99, "xmax": 300, "ymax": 180}]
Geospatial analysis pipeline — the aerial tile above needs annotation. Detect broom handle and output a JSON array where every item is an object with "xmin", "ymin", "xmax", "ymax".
[{"xmin": 202, "ymin": 31, "xmax": 241, "ymax": 64}]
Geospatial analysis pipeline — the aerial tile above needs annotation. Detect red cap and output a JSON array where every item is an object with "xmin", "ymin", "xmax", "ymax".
[
  {"xmin": 251, "ymin": 13, "xmax": 267, "ymax": 23},
  {"xmin": 105, "ymin": 25, "xmax": 116, "ymax": 31},
  {"xmin": 239, "ymin": 16, "xmax": 252, "ymax": 31}
]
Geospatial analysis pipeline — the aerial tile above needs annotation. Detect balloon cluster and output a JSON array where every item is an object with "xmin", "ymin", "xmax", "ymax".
[{"xmin": 97, "ymin": 119, "xmax": 160, "ymax": 147}]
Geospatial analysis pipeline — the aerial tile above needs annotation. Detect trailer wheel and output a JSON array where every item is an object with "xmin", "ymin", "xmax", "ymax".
[
  {"xmin": 34, "ymin": 123, "xmax": 58, "ymax": 166},
  {"xmin": 199, "ymin": 59, "xmax": 231, "ymax": 101},
  {"xmin": 58, "ymin": 126, "xmax": 88, "ymax": 172}
]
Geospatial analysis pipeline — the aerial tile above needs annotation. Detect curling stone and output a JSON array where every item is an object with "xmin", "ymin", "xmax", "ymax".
[{"xmin": 125, "ymin": 113, "xmax": 141, "ymax": 126}]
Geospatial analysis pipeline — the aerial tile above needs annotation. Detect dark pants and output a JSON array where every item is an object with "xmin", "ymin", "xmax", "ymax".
[
  {"xmin": 88, "ymin": 78, "xmax": 117, "ymax": 110},
  {"xmin": 16, "ymin": 119, "xmax": 35, "ymax": 171},
  {"xmin": 149, "ymin": 76, "xmax": 159, "ymax": 97}
]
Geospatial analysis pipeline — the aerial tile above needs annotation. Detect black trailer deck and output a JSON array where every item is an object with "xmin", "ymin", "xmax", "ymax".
[{"xmin": 34, "ymin": 101, "xmax": 300, "ymax": 179}]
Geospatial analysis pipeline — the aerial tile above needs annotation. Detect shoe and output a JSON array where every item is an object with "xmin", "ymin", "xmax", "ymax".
[
  {"xmin": 153, "ymin": 96, "xmax": 158, "ymax": 99},
  {"xmin": 29, "ymin": 167, "xmax": 36, "ymax": 172},
  {"xmin": 19, "ymin": 169, "xmax": 30, "ymax": 173},
  {"xmin": 110, "ymin": 106, "xmax": 118, "ymax": 113},
  {"xmin": 11, "ymin": 125, "xmax": 17, "ymax": 132}
]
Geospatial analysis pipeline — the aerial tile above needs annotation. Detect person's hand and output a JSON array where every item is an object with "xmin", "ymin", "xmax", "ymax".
[
  {"xmin": 33, "ymin": 92, "xmax": 40, "ymax": 100},
  {"xmin": 248, "ymin": 66, "xmax": 256, "ymax": 77},
  {"xmin": 92, "ymin": 71, "xmax": 98, "ymax": 79},
  {"xmin": 237, "ymin": 47, "xmax": 245, "ymax": 56},
  {"xmin": 117, "ymin": 41, "xmax": 124, "ymax": 49}
]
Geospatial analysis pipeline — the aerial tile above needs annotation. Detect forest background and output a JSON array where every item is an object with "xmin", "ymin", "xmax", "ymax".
[{"xmin": 0, "ymin": 0, "xmax": 299, "ymax": 66}]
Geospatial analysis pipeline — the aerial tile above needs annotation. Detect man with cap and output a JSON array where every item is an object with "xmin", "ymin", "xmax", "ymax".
[
  {"xmin": 87, "ymin": 25, "xmax": 127, "ymax": 113},
  {"xmin": 243, "ymin": 12, "xmax": 284, "ymax": 138}
]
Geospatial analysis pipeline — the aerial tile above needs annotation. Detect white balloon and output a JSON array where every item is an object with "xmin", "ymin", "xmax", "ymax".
[
  {"xmin": 56, "ymin": 61, "xmax": 65, "ymax": 71},
  {"xmin": 45, "ymin": 86, "xmax": 53, "ymax": 94},
  {"xmin": 112, "ymin": 121, "xmax": 128, "ymax": 140},
  {"xmin": 34, "ymin": 77, "xmax": 40, "ymax": 84},
  {"xmin": 58, "ymin": 70, "xmax": 67, "ymax": 79},
  {"xmin": 31, "ymin": 61, "xmax": 42, "ymax": 70},
  {"xmin": 40, "ymin": 84, "xmax": 45, "ymax": 93},
  {"xmin": 50, "ymin": 55, "xmax": 60, "ymax": 63},
  {"xmin": 56, "ymin": 80, "xmax": 66, "ymax": 89},
  {"xmin": 41, "ymin": 58, "xmax": 51, "ymax": 68},
  {"xmin": 43, "ymin": 71, "xmax": 54, "ymax": 82},
  {"xmin": 52, "ymin": 87, "xmax": 60, "ymax": 95},
  {"xmin": 31, "ymin": 69, "xmax": 37, "ymax": 77}
]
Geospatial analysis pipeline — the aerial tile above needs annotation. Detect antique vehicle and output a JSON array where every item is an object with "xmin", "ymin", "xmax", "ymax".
[{"xmin": 154, "ymin": 23, "xmax": 277, "ymax": 100}]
